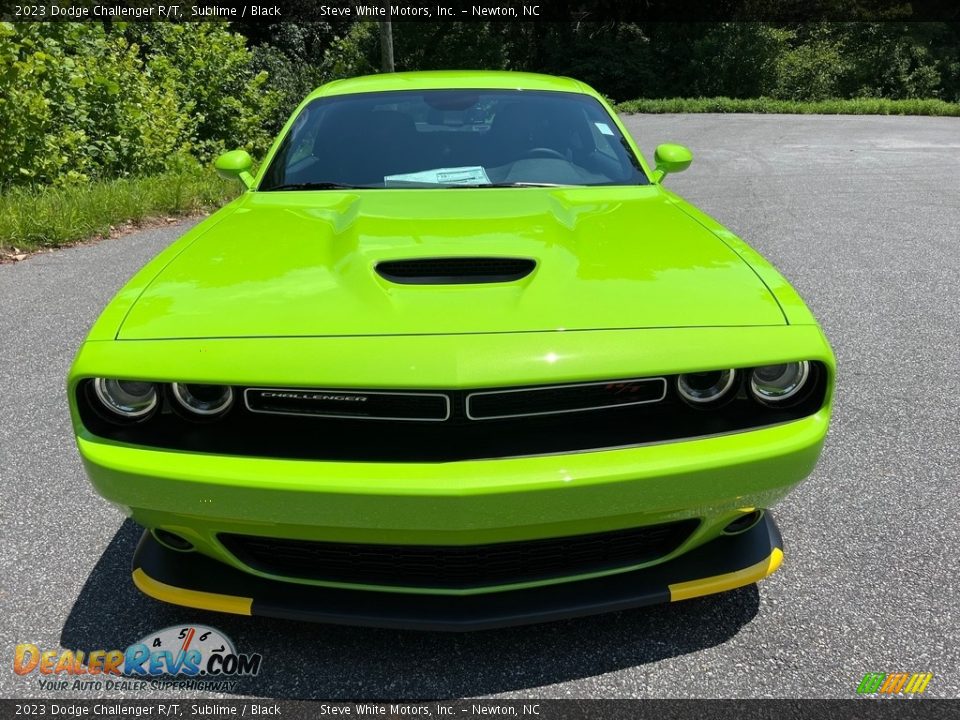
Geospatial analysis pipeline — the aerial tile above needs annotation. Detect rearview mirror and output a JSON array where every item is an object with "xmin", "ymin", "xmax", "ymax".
[
  {"xmin": 214, "ymin": 150, "xmax": 255, "ymax": 189},
  {"xmin": 652, "ymin": 144, "xmax": 693, "ymax": 183}
]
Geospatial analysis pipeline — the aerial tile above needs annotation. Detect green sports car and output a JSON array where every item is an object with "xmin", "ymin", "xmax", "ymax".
[{"xmin": 69, "ymin": 71, "xmax": 834, "ymax": 630}]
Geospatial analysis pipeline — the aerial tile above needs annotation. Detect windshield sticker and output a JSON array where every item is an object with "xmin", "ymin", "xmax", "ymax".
[
  {"xmin": 384, "ymin": 166, "xmax": 491, "ymax": 186},
  {"xmin": 594, "ymin": 122, "xmax": 615, "ymax": 136}
]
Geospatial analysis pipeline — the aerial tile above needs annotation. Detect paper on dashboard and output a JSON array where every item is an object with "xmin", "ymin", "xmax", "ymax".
[{"xmin": 384, "ymin": 166, "xmax": 491, "ymax": 186}]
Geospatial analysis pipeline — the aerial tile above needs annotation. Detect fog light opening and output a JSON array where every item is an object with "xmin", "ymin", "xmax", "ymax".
[
  {"xmin": 152, "ymin": 528, "xmax": 195, "ymax": 552},
  {"xmin": 722, "ymin": 509, "xmax": 765, "ymax": 536}
]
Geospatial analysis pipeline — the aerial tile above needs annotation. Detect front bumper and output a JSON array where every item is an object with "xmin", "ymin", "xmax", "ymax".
[
  {"xmin": 79, "ymin": 408, "xmax": 826, "ymax": 595},
  {"xmin": 72, "ymin": 328, "xmax": 833, "ymax": 606},
  {"xmin": 132, "ymin": 511, "xmax": 784, "ymax": 631}
]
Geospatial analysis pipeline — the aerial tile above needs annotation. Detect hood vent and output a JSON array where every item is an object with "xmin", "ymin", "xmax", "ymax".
[{"xmin": 376, "ymin": 257, "xmax": 536, "ymax": 285}]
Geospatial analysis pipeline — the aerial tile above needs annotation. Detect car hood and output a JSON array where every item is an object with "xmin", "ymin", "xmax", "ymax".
[{"xmin": 117, "ymin": 187, "xmax": 785, "ymax": 340}]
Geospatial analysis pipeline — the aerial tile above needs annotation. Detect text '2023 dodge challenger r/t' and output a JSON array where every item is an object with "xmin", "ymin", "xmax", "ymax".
[{"xmin": 69, "ymin": 71, "xmax": 834, "ymax": 630}]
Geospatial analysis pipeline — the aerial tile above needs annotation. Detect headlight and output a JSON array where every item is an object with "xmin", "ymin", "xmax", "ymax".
[
  {"xmin": 93, "ymin": 378, "xmax": 158, "ymax": 419},
  {"xmin": 749, "ymin": 361, "xmax": 810, "ymax": 404},
  {"xmin": 677, "ymin": 369, "xmax": 737, "ymax": 406},
  {"xmin": 171, "ymin": 383, "xmax": 234, "ymax": 417}
]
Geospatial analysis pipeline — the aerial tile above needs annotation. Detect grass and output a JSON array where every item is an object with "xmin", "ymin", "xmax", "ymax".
[
  {"xmin": 0, "ymin": 166, "xmax": 240, "ymax": 253},
  {"xmin": 615, "ymin": 96, "xmax": 960, "ymax": 116}
]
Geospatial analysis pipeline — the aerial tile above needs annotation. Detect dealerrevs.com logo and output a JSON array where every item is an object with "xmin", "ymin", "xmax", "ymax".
[{"xmin": 14, "ymin": 625, "xmax": 261, "ymax": 692}]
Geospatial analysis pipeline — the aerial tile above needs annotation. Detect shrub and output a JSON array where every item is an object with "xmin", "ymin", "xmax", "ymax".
[
  {"xmin": 0, "ymin": 22, "xmax": 279, "ymax": 189},
  {"xmin": 129, "ymin": 24, "xmax": 281, "ymax": 160},
  {"xmin": 615, "ymin": 96, "xmax": 960, "ymax": 116},
  {"xmin": 319, "ymin": 21, "xmax": 379, "ymax": 80},
  {"xmin": 0, "ymin": 23, "xmax": 187, "ymax": 186}
]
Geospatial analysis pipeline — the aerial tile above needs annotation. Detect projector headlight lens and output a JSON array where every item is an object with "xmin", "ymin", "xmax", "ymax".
[
  {"xmin": 93, "ymin": 378, "xmax": 158, "ymax": 419},
  {"xmin": 172, "ymin": 383, "xmax": 234, "ymax": 417},
  {"xmin": 750, "ymin": 361, "xmax": 811, "ymax": 403},
  {"xmin": 677, "ymin": 369, "xmax": 737, "ymax": 406}
]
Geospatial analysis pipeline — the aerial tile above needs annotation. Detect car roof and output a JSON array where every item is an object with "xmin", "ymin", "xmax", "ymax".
[{"xmin": 307, "ymin": 71, "xmax": 597, "ymax": 100}]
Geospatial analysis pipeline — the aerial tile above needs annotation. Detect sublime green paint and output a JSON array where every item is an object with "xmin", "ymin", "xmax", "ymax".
[
  {"xmin": 213, "ymin": 149, "xmax": 254, "ymax": 189},
  {"xmin": 69, "ymin": 71, "xmax": 835, "ymax": 597},
  {"xmin": 652, "ymin": 143, "xmax": 694, "ymax": 183},
  {"xmin": 116, "ymin": 186, "xmax": 787, "ymax": 340}
]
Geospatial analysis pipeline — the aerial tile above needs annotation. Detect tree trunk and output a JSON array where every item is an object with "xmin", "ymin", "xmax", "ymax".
[{"xmin": 379, "ymin": 2, "xmax": 395, "ymax": 73}]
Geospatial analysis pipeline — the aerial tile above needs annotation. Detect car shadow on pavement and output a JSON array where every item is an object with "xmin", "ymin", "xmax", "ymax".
[{"xmin": 61, "ymin": 520, "xmax": 760, "ymax": 698}]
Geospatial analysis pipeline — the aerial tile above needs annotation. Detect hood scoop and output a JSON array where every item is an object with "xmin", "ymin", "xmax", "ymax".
[{"xmin": 376, "ymin": 257, "xmax": 536, "ymax": 285}]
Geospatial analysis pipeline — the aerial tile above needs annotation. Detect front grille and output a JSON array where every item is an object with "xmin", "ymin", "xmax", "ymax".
[
  {"xmin": 243, "ymin": 378, "xmax": 665, "ymax": 422},
  {"xmin": 376, "ymin": 257, "xmax": 536, "ymax": 284},
  {"xmin": 219, "ymin": 520, "xmax": 699, "ymax": 589},
  {"xmin": 245, "ymin": 388, "xmax": 450, "ymax": 421},
  {"xmin": 76, "ymin": 365, "xmax": 829, "ymax": 462},
  {"xmin": 467, "ymin": 378, "xmax": 666, "ymax": 419}
]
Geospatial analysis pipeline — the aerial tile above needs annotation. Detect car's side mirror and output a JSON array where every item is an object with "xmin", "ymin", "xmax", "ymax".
[
  {"xmin": 214, "ymin": 150, "xmax": 255, "ymax": 189},
  {"xmin": 651, "ymin": 144, "xmax": 693, "ymax": 183}
]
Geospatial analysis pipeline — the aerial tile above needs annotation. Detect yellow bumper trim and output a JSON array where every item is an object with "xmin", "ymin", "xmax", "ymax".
[
  {"xmin": 132, "ymin": 568, "xmax": 253, "ymax": 616},
  {"xmin": 668, "ymin": 547, "xmax": 784, "ymax": 602}
]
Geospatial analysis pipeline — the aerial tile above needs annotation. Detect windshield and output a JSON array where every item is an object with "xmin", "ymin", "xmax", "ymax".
[{"xmin": 259, "ymin": 90, "xmax": 648, "ymax": 190}]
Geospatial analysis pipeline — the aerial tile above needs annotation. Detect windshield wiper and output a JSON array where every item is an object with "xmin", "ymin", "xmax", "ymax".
[
  {"xmin": 265, "ymin": 181, "xmax": 570, "ymax": 191},
  {"xmin": 264, "ymin": 182, "xmax": 366, "ymax": 191},
  {"xmin": 458, "ymin": 182, "xmax": 572, "ymax": 188}
]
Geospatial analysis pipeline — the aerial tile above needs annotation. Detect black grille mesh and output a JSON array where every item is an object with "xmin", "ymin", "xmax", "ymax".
[
  {"xmin": 468, "ymin": 378, "xmax": 666, "ymax": 419},
  {"xmin": 245, "ymin": 388, "xmax": 449, "ymax": 420},
  {"xmin": 219, "ymin": 520, "xmax": 699, "ymax": 589}
]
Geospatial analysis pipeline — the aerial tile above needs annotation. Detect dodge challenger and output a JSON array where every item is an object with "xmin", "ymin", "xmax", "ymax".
[{"xmin": 69, "ymin": 71, "xmax": 834, "ymax": 630}]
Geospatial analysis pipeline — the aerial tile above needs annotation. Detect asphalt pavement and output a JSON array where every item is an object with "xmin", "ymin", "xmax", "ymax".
[{"xmin": 1, "ymin": 114, "xmax": 958, "ymax": 699}]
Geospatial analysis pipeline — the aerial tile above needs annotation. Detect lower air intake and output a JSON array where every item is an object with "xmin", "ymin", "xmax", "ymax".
[{"xmin": 219, "ymin": 519, "xmax": 699, "ymax": 589}]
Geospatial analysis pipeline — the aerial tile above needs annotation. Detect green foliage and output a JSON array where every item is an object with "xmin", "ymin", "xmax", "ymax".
[
  {"xmin": 0, "ymin": 22, "xmax": 279, "ymax": 188},
  {"xmin": 392, "ymin": 22, "xmax": 509, "ymax": 73},
  {"xmin": 615, "ymin": 96, "xmax": 960, "ymax": 116},
  {"xmin": 320, "ymin": 21, "xmax": 379, "ymax": 80},
  {"xmin": 0, "ymin": 22, "xmax": 187, "ymax": 186},
  {"xmin": 527, "ymin": 23, "xmax": 655, "ymax": 102},
  {"xmin": 128, "ymin": 24, "xmax": 280, "ymax": 159},
  {"xmin": 772, "ymin": 26, "xmax": 848, "ymax": 101},
  {"xmin": 0, "ymin": 161, "xmax": 239, "ymax": 250},
  {"xmin": 246, "ymin": 22, "xmax": 371, "ymax": 134},
  {"xmin": 251, "ymin": 43, "xmax": 324, "ymax": 136},
  {"xmin": 676, "ymin": 23, "xmax": 791, "ymax": 98},
  {"xmin": 324, "ymin": 21, "xmax": 958, "ymax": 105},
  {"xmin": 835, "ymin": 23, "xmax": 943, "ymax": 99}
]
